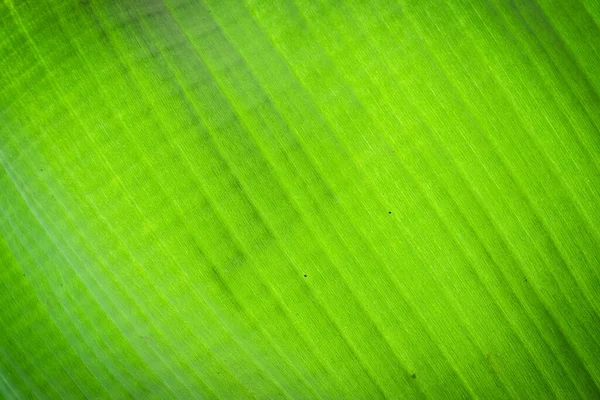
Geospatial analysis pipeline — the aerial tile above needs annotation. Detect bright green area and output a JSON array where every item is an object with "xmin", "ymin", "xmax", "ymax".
[{"xmin": 1, "ymin": 0, "xmax": 599, "ymax": 398}]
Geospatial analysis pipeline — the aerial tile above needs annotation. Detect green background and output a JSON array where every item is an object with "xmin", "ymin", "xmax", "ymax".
[{"xmin": 1, "ymin": 0, "xmax": 599, "ymax": 398}]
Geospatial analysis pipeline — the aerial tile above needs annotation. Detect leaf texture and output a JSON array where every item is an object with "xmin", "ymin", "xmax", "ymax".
[{"xmin": 1, "ymin": 0, "xmax": 599, "ymax": 398}]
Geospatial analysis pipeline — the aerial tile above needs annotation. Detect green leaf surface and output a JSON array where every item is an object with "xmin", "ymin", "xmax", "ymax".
[{"xmin": 1, "ymin": 0, "xmax": 599, "ymax": 398}]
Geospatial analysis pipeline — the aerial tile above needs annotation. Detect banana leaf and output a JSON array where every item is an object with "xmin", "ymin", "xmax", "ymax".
[{"xmin": 1, "ymin": 0, "xmax": 599, "ymax": 398}]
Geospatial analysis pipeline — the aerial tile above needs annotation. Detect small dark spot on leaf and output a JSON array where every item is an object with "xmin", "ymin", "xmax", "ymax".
[
  {"xmin": 411, "ymin": 373, "xmax": 417, "ymax": 379},
  {"xmin": 303, "ymin": 274, "xmax": 307, "ymax": 278},
  {"xmin": 388, "ymin": 211, "xmax": 392, "ymax": 214},
  {"xmin": 140, "ymin": 335, "xmax": 153, "ymax": 344},
  {"xmin": 524, "ymin": 277, "xmax": 528, "ymax": 282}
]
